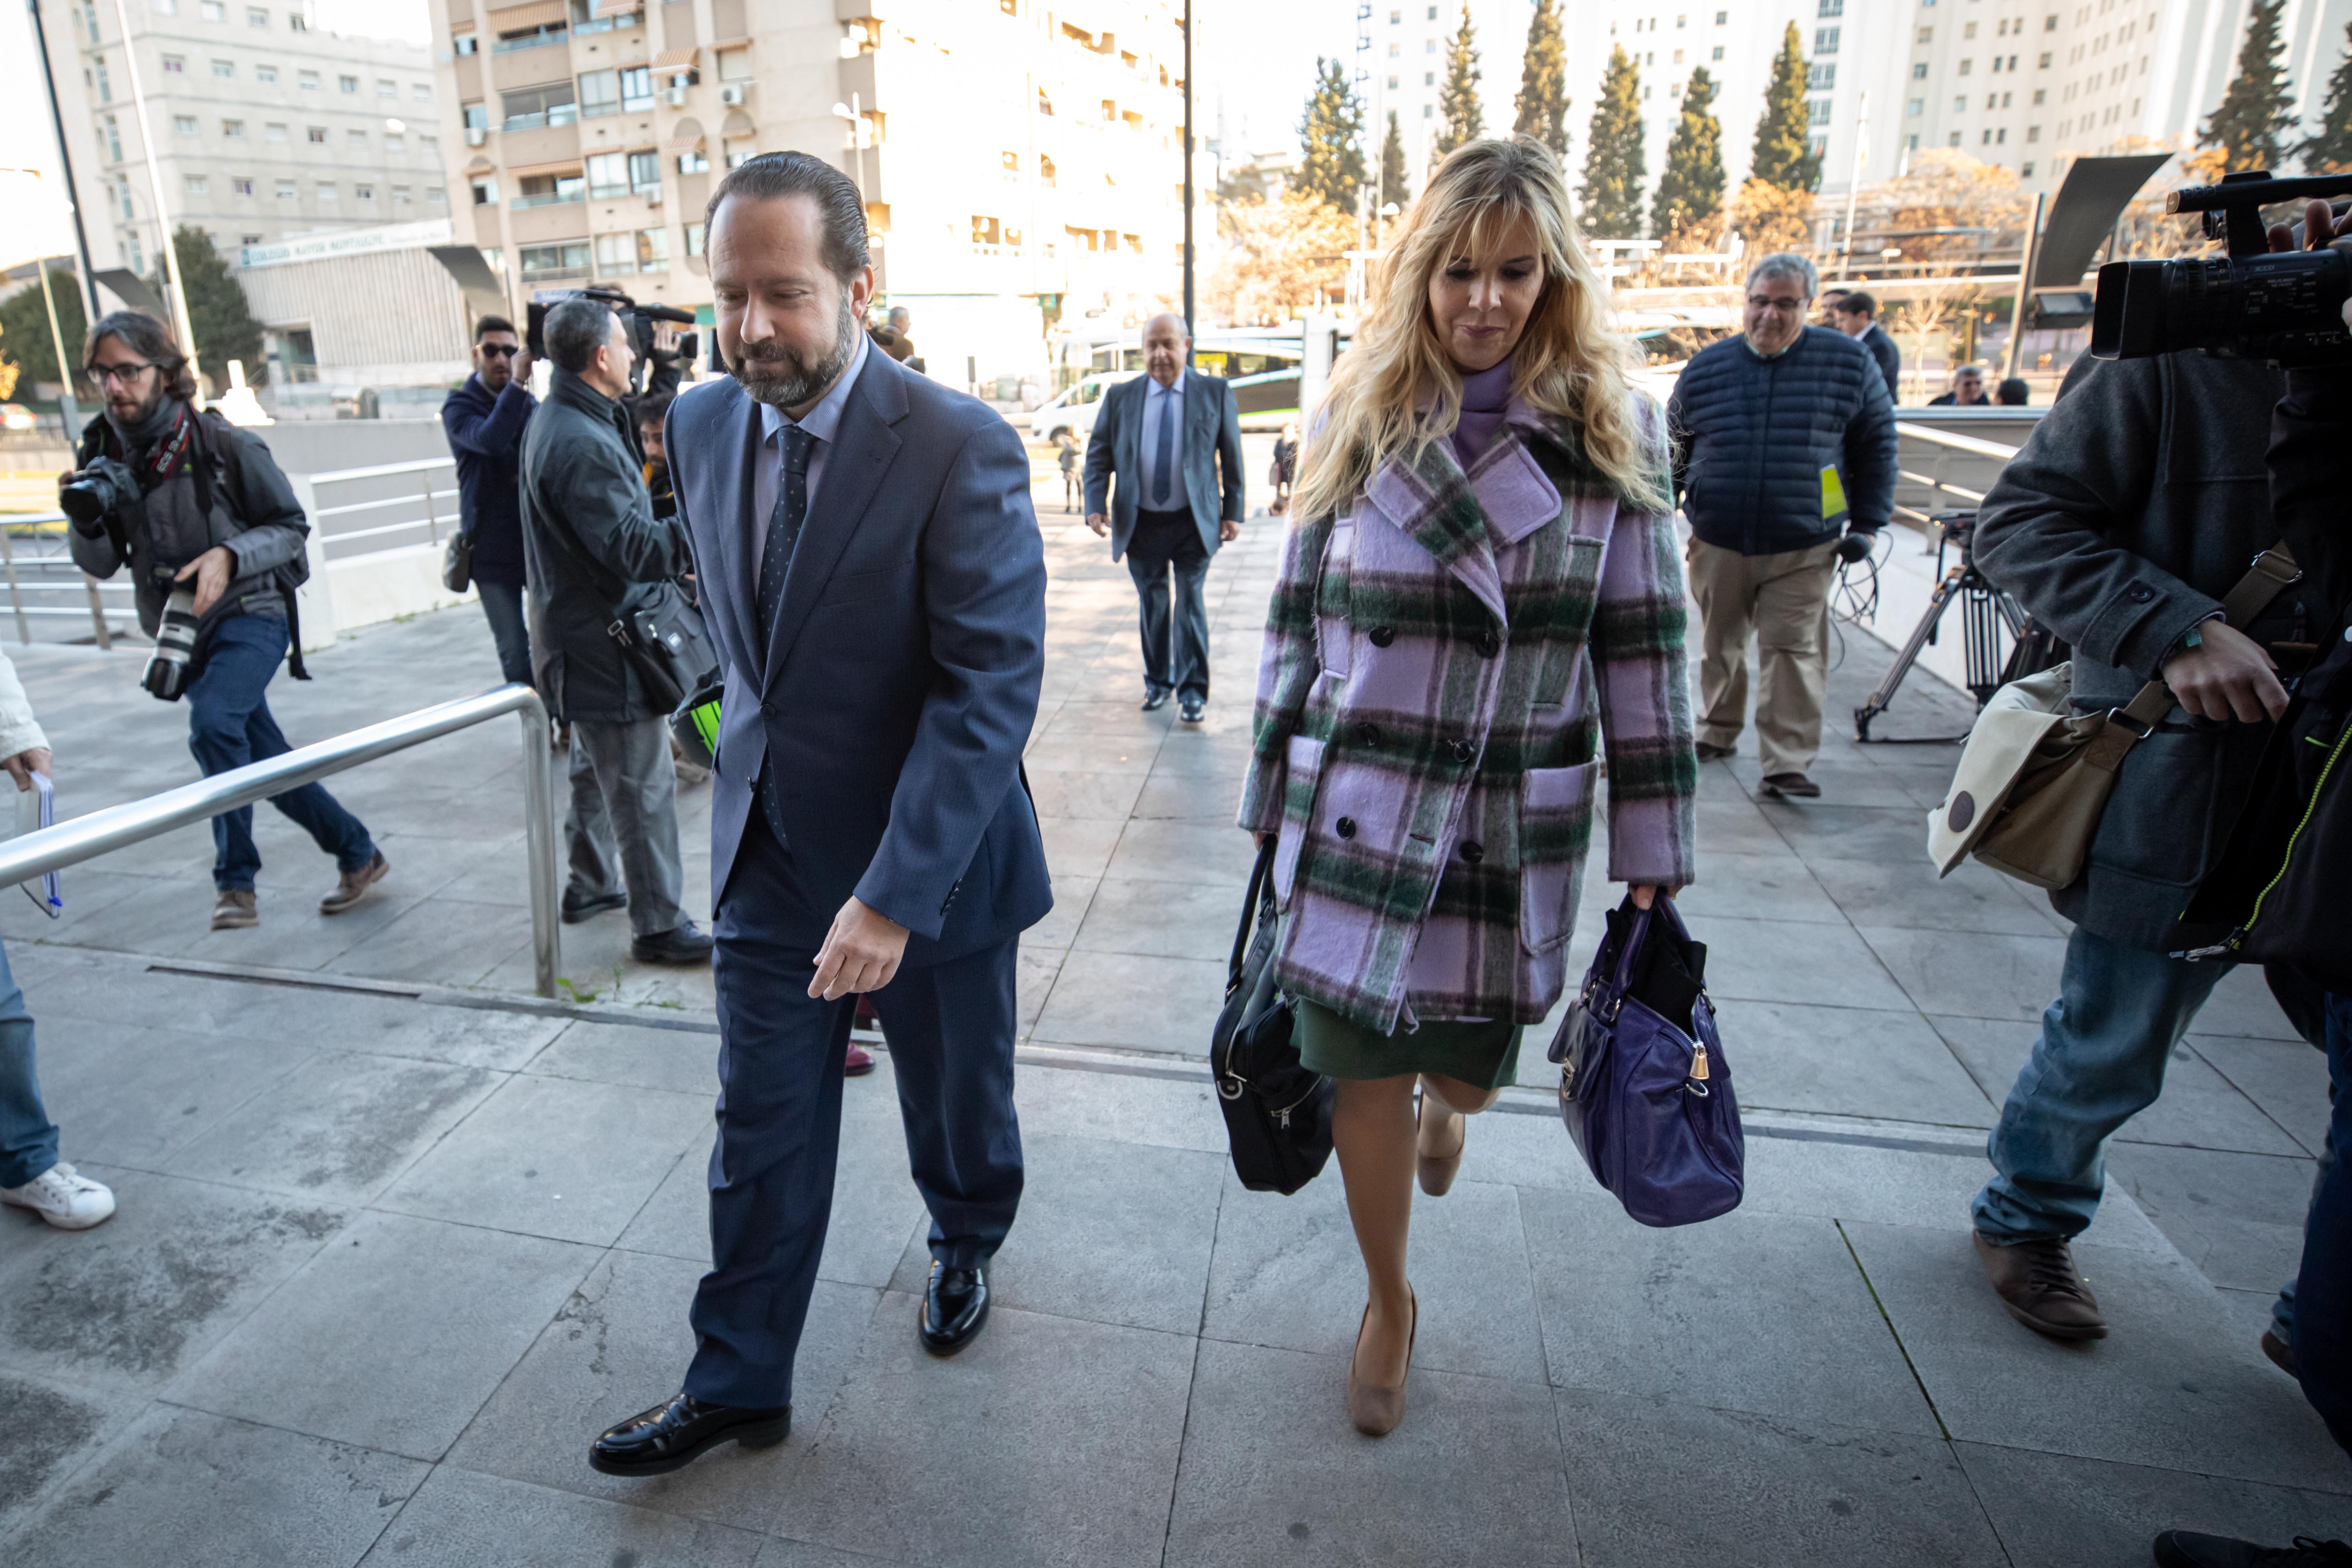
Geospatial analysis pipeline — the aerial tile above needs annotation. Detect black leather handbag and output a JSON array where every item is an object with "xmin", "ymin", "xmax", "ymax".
[
  {"xmin": 1209, "ymin": 838, "xmax": 1334, "ymax": 1195},
  {"xmin": 607, "ymin": 578, "xmax": 718, "ymax": 714}
]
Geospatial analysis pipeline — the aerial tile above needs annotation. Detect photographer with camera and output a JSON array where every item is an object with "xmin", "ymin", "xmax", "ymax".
[
  {"xmin": 441, "ymin": 315, "xmax": 537, "ymax": 690},
  {"xmin": 63, "ymin": 313, "xmax": 387, "ymax": 932},
  {"xmin": 519, "ymin": 296, "xmax": 711, "ymax": 965}
]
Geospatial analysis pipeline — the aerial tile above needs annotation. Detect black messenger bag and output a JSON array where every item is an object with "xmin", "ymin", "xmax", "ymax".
[
  {"xmin": 1209, "ymin": 838, "xmax": 1334, "ymax": 1195},
  {"xmin": 607, "ymin": 578, "xmax": 717, "ymax": 714}
]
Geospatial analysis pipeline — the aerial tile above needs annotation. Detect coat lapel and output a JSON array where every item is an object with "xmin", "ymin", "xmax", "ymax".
[
  {"xmin": 761, "ymin": 355, "xmax": 906, "ymax": 687},
  {"xmin": 1365, "ymin": 436, "xmax": 1506, "ymax": 622},
  {"xmin": 718, "ymin": 388, "xmax": 764, "ymax": 683}
]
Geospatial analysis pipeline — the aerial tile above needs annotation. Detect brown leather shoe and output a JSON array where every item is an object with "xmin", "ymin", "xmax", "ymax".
[
  {"xmin": 1974, "ymin": 1230, "xmax": 2108, "ymax": 1341},
  {"xmin": 319, "ymin": 851, "xmax": 389, "ymax": 915},
  {"xmin": 1346, "ymin": 1287, "xmax": 1417, "ymax": 1437},
  {"xmin": 1760, "ymin": 773, "xmax": 1822, "ymax": 799},
  {"xmin": 210, "ymin": 888, "xmax": 258, "ymax": 930},
  {"xmin": 2262, "ymin": 1327, "xmax": 2298, "ymax": 1377},
  {"xmin": 1416, "ymin": 1086, "xmax": 1465, "ymax": 1197}
]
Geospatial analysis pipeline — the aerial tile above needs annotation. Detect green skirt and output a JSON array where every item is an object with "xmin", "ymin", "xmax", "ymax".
[{"xmin": 1293, "ymin": 997, "xmax": 1524, "ymax": 1090}]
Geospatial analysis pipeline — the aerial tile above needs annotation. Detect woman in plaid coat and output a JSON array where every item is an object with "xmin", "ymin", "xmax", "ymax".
[{"xmin": 1237, "ymin": 138, "xmax": 1698, "ymax": 1436}]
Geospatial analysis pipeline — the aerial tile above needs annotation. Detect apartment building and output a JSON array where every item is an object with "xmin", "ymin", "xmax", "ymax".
[
  {"xmin": 430, "ymin": 0, "xmax": 1190, "ymax": 387},
  {"xmin": 33, "ymin": 0, "xmax": 444, "ymax": 276}
]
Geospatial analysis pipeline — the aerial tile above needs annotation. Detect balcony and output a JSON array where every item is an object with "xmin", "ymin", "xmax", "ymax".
[{"xmin": 510, "ymin": 189, "xmax": 584, "ymax": 208}]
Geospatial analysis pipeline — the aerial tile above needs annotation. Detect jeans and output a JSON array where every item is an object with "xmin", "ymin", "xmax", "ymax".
[
  {"xmin": 1126, "ymin": 507, "xmax": 1210, "ymax": 702},
  {"xmin": 1972, "ymin": 925, "xmax": 2230, "ymax": 1240},
  {"xmin": 0, "ymin": 938, "xmax": 56, "ymax": 1189},
  {"xmin": 475, "ymin": 577, "xmax": 534, "ymax": 688},
  {"xmin": 564, "ymin": 715, "xmax": 685, "ymax": 938},
  {"xmin": 2295, "ymin": 992, "xmax": 2352, "ymax": 1454},
  {"xmin": 186, "ymin": 612, "xmax": 377, "ymax": 892}
]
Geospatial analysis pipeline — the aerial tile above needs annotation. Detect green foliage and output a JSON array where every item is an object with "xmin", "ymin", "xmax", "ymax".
[
  {"xmin": 2303, "ymin": 23, "xmax": 2352, "ymax": 171},
  {"xmin": 2202, "ymin": 0, "xmax": 2300, "ymax": 173},
  {"xmin": 1298, "ymin": 58, "xmax": 1368, "ymax": 213},
  {"xmin": 1750, "ymin": 22, "xmax": 1819, "ymax": 193},
  {"xmin": 0, "ymin": 266, "xmax": 89, "ymax": 393},
  {"xmin": 1579, "ymin": 46, "xmax": 1647, "ymax": 240},
  {"xmin": 1654, "ymin": 66, "xmax": 1726, "ymax": 238},
  {"xmin": 1433, "ymin": 3, "xmax": 1484, "ymax": 164},
  {"xmin": 1378, "ymin": 110, "xmax": 1413, "ymax": 210},
  {"xmin": 1512, "ymin": 0, "xmax": 1570, "ymax": 158},
  {"xmin": 149, "ymin": 226, "xmax": 267, "ymax": 388}
]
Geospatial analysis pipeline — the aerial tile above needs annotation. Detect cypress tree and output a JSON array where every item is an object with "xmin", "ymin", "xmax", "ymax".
[
  {"xmin": 1378, "ymin": 110, "xmax": 1413, "ymax": 211},
  {"xmin": 1751, "ymin": 22, "xmax": 1818, "ymax": 192},
  {"xmin": 1433, "ymin": 3, "xmax": 1484, "ymax": 164},
  {"xmin": 2303, "ymin": 22, "xmax": 2352, "ymax": 172},
  {"xmin": 1513, "ymin": 0, "xmax": 1570, "ymax": 158},
  {"xmin": 150, "ymin": 226, "xmax": 266, "ymax": 385},
  {"xmin": 1296, "ymin": 58, "xmax": 1368, "ymax": 212},
  {"xmin": 2201, "ymin": 0, "xmax": 2300, "ymax": 173},
  {"xmin": 1579, "ymin": 45, "xmax": 1647, "ymax": 239},
  {"xmin": 1654, "ymin": 66, "xmax": 1725, "ymax": 238}
]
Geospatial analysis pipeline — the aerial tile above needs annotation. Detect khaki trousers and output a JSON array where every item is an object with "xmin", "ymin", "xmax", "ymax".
[{"xmin": 1687, "ymin": 536, "xmax": 1838, "ymax": 779}]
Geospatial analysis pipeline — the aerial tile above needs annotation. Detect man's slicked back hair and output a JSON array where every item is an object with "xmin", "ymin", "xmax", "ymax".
[
  {"xmin": 703, "ymin": 150, "xmax": 869, "ymax": 283},
  {"xmin": 544, "ymin": 297, "xmax": 617, "ymax": 375},
  {"xmin": 475, "ymin": 314, "xmax": 516, "ymax": 341}
]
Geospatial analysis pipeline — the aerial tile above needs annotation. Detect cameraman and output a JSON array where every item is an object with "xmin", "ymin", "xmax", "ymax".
[
  {"xmin": 440, "ymin": 315, "xmax": 536, "ymax": 689},
  {"xmin": 66, "ymin": 313, "xmax": 387, "ymax": 933},
  {"xmin": 1963, "ymin": 310, "xmax": 2326, "ymax": 1348}
]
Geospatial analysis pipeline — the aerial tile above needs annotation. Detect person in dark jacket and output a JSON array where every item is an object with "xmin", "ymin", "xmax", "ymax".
[
  {"xmin": 441, "ymin": 315, "xmax": 536, "ymax": 688},
  {"xmin": 519, "ymin": 297, "xmax": 711, "ymax": 965},
  {"xmin": 1928, "ymin": 363, "xmax": 1989, "ymax": 406},
  {"xmin": 637, "ymin": 392, "xmax": 676, "ymax": 520},
  {"xmin": 1668, "ymin": 252, "xmax": 1896, "ymax": 798},
  {"xmin": 1829, "ymin": 289, "xmax": 1902, "ymax": 402},
  {"xmin": 1963, "ymin": 345, "xmax": 2333, "ymax": 1355},
  {"xmin": 66, "ymin": 312, "xmax": 386, "ymax": 932}
]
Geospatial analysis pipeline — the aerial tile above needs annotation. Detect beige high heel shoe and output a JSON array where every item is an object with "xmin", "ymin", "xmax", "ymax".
[
  {"xmin": 1416, "ymin": 1086, "xmax": 1466, "ymax": 1196},
  {"xmin": 1346, "ymin": 1287, "xmax": 1418, "ymax": 1437}
]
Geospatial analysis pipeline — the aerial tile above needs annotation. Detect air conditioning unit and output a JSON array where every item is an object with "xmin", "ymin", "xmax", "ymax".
[
  {"xmin": 719, "ymin": 83, "xmax": 746, "ymax": 105},
  {"xmin": 643, "ymin": 187, "xmax": 661, "ymax": 205},
  {"xmin": 464, "ymin": 126, "xmax": 486, "ymax": 146}
]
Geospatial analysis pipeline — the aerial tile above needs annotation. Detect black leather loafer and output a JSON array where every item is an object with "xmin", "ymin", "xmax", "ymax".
[
  {"xmin": 1179, "ymin": 696, "xmax": 1205, "ymax": 724},
  {"xmin": 918, "ymin": 1261, "xmax": 990, "ymax": 1356},
  {"xmin": 631, "ymin": 921, "xmax": 716, "ymax": 964},
  {"xmin": 561, "ymin": 890, "xmax": 627, "ymax": 925},
  {"xmin": 1141, "ymin": 686, "xmax": 1172, "ymax": 713},
  {"xmin": 588, "ymin": 1392, "xmax": 789, "ymax": 1477}
]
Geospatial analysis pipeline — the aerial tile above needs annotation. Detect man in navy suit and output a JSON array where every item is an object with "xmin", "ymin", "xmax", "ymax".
[
  {"xmin": 588, "ymin": 151, "xmax": 1051, "ymax": 1478},
  {"xmin": 1083, "ymin": 313, "xmax": 1244, "ymax": 723}
]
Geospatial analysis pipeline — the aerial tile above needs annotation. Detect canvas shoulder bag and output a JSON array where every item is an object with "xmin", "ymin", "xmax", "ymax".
[{"xmin": 1928, "ymin": 546, "xmax": 2302, "ymax": 890}]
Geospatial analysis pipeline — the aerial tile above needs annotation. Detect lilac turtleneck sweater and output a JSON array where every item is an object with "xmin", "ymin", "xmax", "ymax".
[{"xmin": 1450, "ymin": 358, "xmax": 1514, "ymax": 466}]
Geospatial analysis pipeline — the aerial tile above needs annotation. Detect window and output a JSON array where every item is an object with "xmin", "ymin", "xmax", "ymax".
[
  {"xmin": 470, "ymin": 176, "xmax": 497, "ymax": 204},
  {"xmin": 212, "ymin": 57, "xmax": 233, "ymax": 76},
  {"xmin": 1424, "ymin": 70, "xmax": 1434, "ymax": 84},
  {"xmin": 1908, "ymin": 97, "xmax": 1924, "ymax": 115},
  {"xmin": 339, "ymin": 74, "xmax": 358, "ymax": 93},
  {"xmin": 1818, "ymin": 0, "xmax": 1841, "ymax": 12},
  {"xmin": 1964, "ymin": 19, "xmax": 1977, "ymax": 34},
  {"xmin": 162, "ymin": 53, "xmax": 186, "ymax": 72},
  {"xmin": 266, "ymin": 121, "xmax": 287, "ymax": 140},
  {"xmin": 1814, "ymin": 26, "xmax": 1838, "ymax": 51},
  {"xmin": 247, "ymin": 5, "xmax": 265, "ymax": 20},
  {"xmin": 636, "ymin": 227, "xmax": 668, "ymax": 270},
  {"xmin": 94, "ymin": 59, "xmax": 110, "ymax": 102},
  {"xmin": 377, "ymin": 77, "xmax": 395, "ymax": 97},
  {"xmin": 394, "ymin": 184, "xmax": 413, "ymax": 203},
  {"xmin": 346, "ymin": 128, "xmax": 368, "ymax": 148},
  {"xmin": 412, "ymin": 81, "xmax": 432, "ymax": 103},
  {"xmin": 2026, "ymin": 124, "xmax": 2040, "ymax": 141},
  {"xmin": 185, "ymin": 174, "xmax": 209, "ymax": 193},
  {"xmin": 520, "ymin": 241, "xmax": 591, "ymax": 276},
  {"xmin": 104, "ymin": 116, "xmax": 123, "ymax": 161},
  {"xmin": 275, "ymin": 178, "xmax": 296, "ymax": 197},
  {"xmin": 1912, "ymin": 61, "xmax": 1929, "ymax": 77},
  {"xmin": 298, "ymin": 69, "xmax": 318, "ymax": 88},
  {"xmin": 627, "ymin": 150, "xmax": 660, "ymax": 192},
  {"xmin": 515, "ymin": 170, "xmax": 584, "ymax": 205},
  {"xmin": 174, "ymin": 114, "xmax": 200, "ymax": 134},
  {"xmin": 308, "ymin": 125, "xmax": 327, "ymax": 143},
  {"xmin": 421, "ymin": 134, "xmax": 438, "ymax": 153},
  {"xmin": 317, "ymin": 180, "xmax": 337, "ymax": 200},
  {"xmin": 1919, "ymin": 25, "xmax": 1933, "ymax": 39},
  {"xmin": 1036, "ymin": 87, "xmax": 1053, "ymax": 115},
  {"xmin": 1807, "ymin": 63, "xmax": 1835, "ymax": 89},
  {"xmin": 1958, "ymin": 58, "xmax": 1972, "ymax": 74},
  {"xmin": 2045, "ymin": 12, "xmax": 2058, "ymax": 27},
  {"xmin": 685, "ymin": 222, "xmax": 704, "ymax": 256},
  {"xmin": 2033, "ymin": 87, "xmax": 2046, "ymax": 104},
  {"xmin": 620, "ymin": 66, "xmax": 652, "ymax": 111},
  {"xmin": 502, "ymin": 82, "xmax": 579, "ymax": 129},
  {"xmin": 1711, "ymin": 45, "xmax": 1723, "ymax": 58},
  {"xmin": 1386, "ymin": 75, "xmax": 1398, "ymax": 88},
  {"xmin": 1001, "ymin": 150, "xmax": 1020, "ymax": 179},
  {"xmin": 971, "ymin": 214, "xmax": 1000, "ymax": 245},
  {"xmin": 1423, "ymin": 103, "xmax": 1433, "ymax": 118},
  {"xmin": 1810, "ymin": 96, "xmax": 1831, "ymax": 124},
  {"xmin": 454, "ymin": 32, "xmax": 477, "ymax": 54},
  {"xmin": 595, "ymin": 231, "xmax": 640, "ymax": 273},
  {"xmin": 151, "ymin": 0, "xmax": 174, "ymax": 11},
  {"xmin": 222, "ymin": 118, "xmax": 244, "ymax": 137},
  {"xmin": 232, "ymin": 175, "xmax": 253, "ymax": 194},
  {"xmin": 201, "ymin": 0, "xmax": 222, "ymax": 17},
  {"xmin": 354, "ymin": 182, "xmax": 373, "ymax": 199},
  {"xmin": 1953, "ymin": 94, "xmax": 1967, "ymax": 110},
  {"xmin": 385, "ymin": 133, "xmax": 403, "ymax": 151},
  {"xmin": 255, "ymin": 63, "xmax": 274, "ymax": 81},
  {"xmin": 580, "ymin": 69, "xmax": 620, "ymax": 117},
  {"xmin": 1714, "ymin": 8, "xmax": 1726, "ymax": 19},
  {"xmin": 586, "ymin": 151, "xmax": 629, "ymax": 196},
  {"xmin": 287, "ymin": 7, "xmax": 304, "ymax": 25},
  {"xmin": 677, "ymin": 149, "xmax": 708, "ymax": 173},
  {"xmin": 718, "ymin": 48, "xmax": 752, "ymax": 81},
  {"xmin": 724, "ymin": 137, "xmax": 752, "ymax": 168},
  {"xmin": 463, "ymin": 102, "xmax": 488, "ymax": 130}
]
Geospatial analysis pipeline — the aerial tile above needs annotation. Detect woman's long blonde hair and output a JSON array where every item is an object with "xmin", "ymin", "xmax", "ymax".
[{"xmin": 1290, "ymin": 135, "xmax": 1667, "ymax": 524}]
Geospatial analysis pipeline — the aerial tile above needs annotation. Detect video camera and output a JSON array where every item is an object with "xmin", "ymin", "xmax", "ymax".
[
  {"xmin": 2092, "ymin": 170, "xmax": 2352, "ymax": 367},
  {"xmin": 526, "ymin": 286, "xmax": 699, "ymax": 397}
]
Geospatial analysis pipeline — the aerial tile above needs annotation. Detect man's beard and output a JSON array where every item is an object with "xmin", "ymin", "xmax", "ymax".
[{"xmin": 732, "ymin": 295, "xmax": 858, "ymax": 409}]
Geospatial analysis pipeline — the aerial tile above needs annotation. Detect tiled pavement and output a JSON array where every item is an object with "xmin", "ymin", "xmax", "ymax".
[{"xmin": 0, "ymin": 443, "xmax": 2341, "ymax": 1565}]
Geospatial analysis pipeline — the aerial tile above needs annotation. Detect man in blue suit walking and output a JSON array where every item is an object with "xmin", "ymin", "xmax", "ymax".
[
  {"xmin": 1083, "ymin": 312, "xmax": 1244, "ymax": 723},
  {"xmin": 588, "ymin": 151, "xmax": 1052, "ymax": 1478}
]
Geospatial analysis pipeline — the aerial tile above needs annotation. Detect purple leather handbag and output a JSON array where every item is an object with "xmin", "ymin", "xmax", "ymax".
[{"xmin": 1547, "ymin": 896, "xmax": 1745, "ymax": 1227}]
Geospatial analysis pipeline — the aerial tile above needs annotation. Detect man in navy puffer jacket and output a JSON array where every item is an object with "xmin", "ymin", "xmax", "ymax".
[{"xmin": 1668, "ymin": 252, "xmax": 1897, "ymax": 798}]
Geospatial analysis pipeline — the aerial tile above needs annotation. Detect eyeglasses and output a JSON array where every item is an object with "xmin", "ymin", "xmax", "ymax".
[
  {"xmin": 87, "ymin": 361, "xmax": 157, "ymax": 386},
  {"xmin": 478, "ymin": 343, "xmax": 519, "ymax": 359},
  {"xmin": 1745, "ymin": 297, "xmax": 1806, "ymax": 313}
]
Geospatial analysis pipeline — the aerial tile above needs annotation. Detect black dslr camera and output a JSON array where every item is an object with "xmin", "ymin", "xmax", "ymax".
[
  {"xmin": 2092, "ymin": 170, "xmax": 2352, "ymax": 367},
  {"xmin": 527, "ymin": 286, "xmax": 699, "ymax": 396},
  {"xmin": 57, "ymin": 454, "xmax": 139, "ymax": 535}
]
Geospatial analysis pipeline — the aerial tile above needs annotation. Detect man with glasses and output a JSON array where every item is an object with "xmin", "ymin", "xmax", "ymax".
[
  {"xmin": 442, "ymin": 315, "xmax": 538, "ymax": 688},
  {"xmin": 65, "ymin": 312, "xmax": 386, "ymax": 931},
  {"xmin": 1667, "ymin": 253, "xmax": 1897, "ymax": 799}
]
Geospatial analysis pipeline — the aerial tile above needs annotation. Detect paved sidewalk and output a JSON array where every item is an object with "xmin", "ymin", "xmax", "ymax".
[{"xmin": 0, "ymin": 461, "xmax": 2340, "ymax": 1566}]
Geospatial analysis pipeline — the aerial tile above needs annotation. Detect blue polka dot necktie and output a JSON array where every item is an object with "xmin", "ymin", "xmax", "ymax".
[{"xmin": 754, "ymin": 423, "xmax": 813, "ymax": 847}]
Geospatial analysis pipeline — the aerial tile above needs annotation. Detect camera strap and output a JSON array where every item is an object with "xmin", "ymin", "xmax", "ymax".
[{"xmin": 2088, "ymin": 545, "xmax": 2303, "ymax": 772}]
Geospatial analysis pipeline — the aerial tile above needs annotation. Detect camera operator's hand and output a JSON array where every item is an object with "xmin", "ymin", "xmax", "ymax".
[
  {"xmin": 0, "ymin": 747, "xmax": 52, "ymax": 793},
  {"xmin": 174, "ymin": 545, "xmax": 234, "ymax": 616},
  {"xmin": 2162, "ymin": 619, "xmax": 2289, "ymax": 724}
]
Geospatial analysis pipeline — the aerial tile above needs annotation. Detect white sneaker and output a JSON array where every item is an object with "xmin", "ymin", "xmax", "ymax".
[{"xmin": 1, "ymin": 1162, "xmax": 116, "ymax": 1230}]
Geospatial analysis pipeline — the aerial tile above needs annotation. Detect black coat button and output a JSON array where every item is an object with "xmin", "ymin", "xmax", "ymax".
[
  {"xmin": 1336, "ymin": 816, "xmax": 1357, "ymax": 839},
  {"xmin": 1355, "ymin": 720, "xmax": 1382, "ymax": 747},
  {"xmin": 1460, "ymin": 840, "xmax": 1485, "ymax": 864},
  {"xmin": 1450, "ymin": 739, "xmax": 1476, "ymax": 763},
  {"xmin": 760, "ymin": 702, "xmax": 777, "ymax": 719},
  {"xmin": 1476, "ymin": 628, "xmax": 1502, "ymax": 658},
  {"xmin": 2128, "ymin": 585, "xmax": 2154, "ymax": 604},
  {"xmin": 1369, "ymin": 625, "xmax": 1395, "ymax": 648}
]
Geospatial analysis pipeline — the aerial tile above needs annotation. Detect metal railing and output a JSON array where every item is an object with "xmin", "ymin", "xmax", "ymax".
[
  {"xmin": 0, "ymin": 684, "xmax": 562, "ymax": 996},
  {"xmin": 0, "ymin": 513, "xmax": 137, "ymax": 647},
  {"xmin": 300, "ymin": 454, "xmax": 460, "ymax": 562},
  {"xmin": 1891, "ymin": 418, "xmax": 2023, "ymax": 523}
]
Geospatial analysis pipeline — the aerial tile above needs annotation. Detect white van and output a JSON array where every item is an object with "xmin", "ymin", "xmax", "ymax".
[{"xmin": 1028, "ymin": 370, "xmax": 1141, "ymax": 443}]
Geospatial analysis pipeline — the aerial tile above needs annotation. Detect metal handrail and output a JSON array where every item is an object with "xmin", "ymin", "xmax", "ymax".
[
  {"xmin": 1892, "ymin": 421, "xmax": 2022, "ymax": 461},
  {"xmin": 0, "ymin": 684, "xmax": 562, "ymax": 996}
]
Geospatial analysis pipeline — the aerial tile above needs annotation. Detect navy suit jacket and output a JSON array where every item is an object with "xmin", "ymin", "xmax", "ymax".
[
  {"xmin": 666, "ymin": 354, "xmax": 1052, "ymax": 963},
  {"xmin": 1081, "ymin": 370, "xmax": 1244, "ymax": 560}
]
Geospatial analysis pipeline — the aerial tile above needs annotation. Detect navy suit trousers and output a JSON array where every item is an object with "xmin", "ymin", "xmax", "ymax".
[{"xmin": 685, "ymin": 807, "xmax": 1025, "ymax": 1410}]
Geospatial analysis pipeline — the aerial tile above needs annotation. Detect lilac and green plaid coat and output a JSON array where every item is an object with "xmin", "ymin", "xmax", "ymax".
[{"xmin": 1236, "ymin": 398, "xmax": 1699, "ymax": 1035}]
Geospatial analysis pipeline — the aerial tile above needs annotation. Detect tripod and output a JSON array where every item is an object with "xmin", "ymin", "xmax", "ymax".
[{"xmin": 1853, "ymin": 512, "xmax": 2055, "ymax": 743}]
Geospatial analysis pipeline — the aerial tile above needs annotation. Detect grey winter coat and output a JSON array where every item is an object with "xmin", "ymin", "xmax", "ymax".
[{"xmin": 1973, "ymin": 350, "xmax": 2322, "ymax": 951}]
